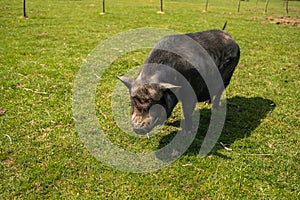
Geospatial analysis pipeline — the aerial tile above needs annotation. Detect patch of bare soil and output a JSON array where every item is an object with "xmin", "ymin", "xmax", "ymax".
[
  {"xmin": 263, "ymin": 16, "xmax": 300, "ymax": 27},
  {"xmin": 0, "ymin": 108, "xmax": 7, "ymax": 115}
]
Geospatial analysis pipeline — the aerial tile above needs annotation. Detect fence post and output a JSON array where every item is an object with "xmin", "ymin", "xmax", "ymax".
[
  {"xmin": 238, "ymin": 0, "xmax": 241, "ymax": 13},
  {"xmin": 23, "ymin": 0, "xmax": 28, "ymax": 18},
  {"xmin": 101, "ymin": 0, "xmax": 105, "ymax": 14},
  {"xmin": 264, "ymin": 0, "xmax": 270, "ymax": 14},
  {"xmin": 157, "ymin": 0, "xmax": 164, "ymax": 14},
  {"xmin": 205, "ymin": 0, "xmax": 209, "ymax": 12}
]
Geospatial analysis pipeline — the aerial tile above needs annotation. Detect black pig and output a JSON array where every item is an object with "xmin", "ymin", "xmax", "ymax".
[{"xmin": 118, "ymin": 29, "xmax": 240, "ymax": 134}]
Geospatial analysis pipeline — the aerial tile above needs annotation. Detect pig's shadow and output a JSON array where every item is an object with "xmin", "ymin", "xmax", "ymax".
[{"xmin": 156, "ymin": 96, "xmax": 275, "ymax": 159}]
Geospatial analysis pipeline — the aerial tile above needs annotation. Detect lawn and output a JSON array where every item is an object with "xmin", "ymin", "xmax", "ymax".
[{"xmin": 0, "ymin": 0, "xmax": 299, "ymax": 199}]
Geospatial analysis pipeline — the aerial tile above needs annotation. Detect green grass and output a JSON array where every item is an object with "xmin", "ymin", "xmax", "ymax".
[{"xmin": 1, "ymin": 0, "xmax": 299, "ymax": 199}]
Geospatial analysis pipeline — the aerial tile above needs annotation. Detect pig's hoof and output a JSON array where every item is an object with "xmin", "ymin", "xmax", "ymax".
[
  {"xmin": 212, "ymin": 103, "xmax": 221, "ymax": 110},
  {"xmin": 184, "ymin": 129, "xmax": 193, "ymax": 134},
  {"xmin": 171, "ymin": 149, "xmax": 180, "ymax": 158},
  {"xmin": 182, "ymin": 125, "xmax": 193, "ymax": 134},
  {"xmin": 204, "ymin": 99, "xmax": 211, "ymax": 106}
]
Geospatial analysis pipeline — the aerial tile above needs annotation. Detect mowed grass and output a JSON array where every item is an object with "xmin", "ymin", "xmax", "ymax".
[{"xmin": 0, "ymin": 0, "xmax": 299, "ymax": 199}]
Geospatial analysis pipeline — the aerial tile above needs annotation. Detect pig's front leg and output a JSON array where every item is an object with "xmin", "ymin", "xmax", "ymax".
[
  {"xmin": 212, "ymin": 85, "xmax": 225, "ymax": 109},
  {"xmin": 182, "ymin": 100, "xmax": 197, "ymax": 134}
]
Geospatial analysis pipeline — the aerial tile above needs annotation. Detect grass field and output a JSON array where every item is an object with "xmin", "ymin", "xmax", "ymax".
[{"xmin": 1, "ymin": 0, "xmax": 299, "ymax": 199}]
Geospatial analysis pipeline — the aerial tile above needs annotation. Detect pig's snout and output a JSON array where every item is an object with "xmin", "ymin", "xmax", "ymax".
[{"xmin": 132, "ymin": 104, "xmax": 167, "ymax": 134}]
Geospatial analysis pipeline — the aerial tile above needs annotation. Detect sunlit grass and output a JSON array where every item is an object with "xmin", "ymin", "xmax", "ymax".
[{"xmin": 0, "ymin": 0, "xmax": 299, "ymax": 199}]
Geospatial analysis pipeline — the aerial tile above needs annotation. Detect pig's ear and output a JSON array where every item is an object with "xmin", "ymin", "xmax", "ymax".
[
  {"xmin": 117, "ymin": 76, "xmax": 134, "ymax": 89},
  {"xmin": 159, "ymin": 83, "xmax": 181, "ymax": 91}
]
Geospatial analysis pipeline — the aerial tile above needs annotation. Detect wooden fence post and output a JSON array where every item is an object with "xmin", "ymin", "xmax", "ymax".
[
  {"xmin": 157, "ymin": 0, "xmax": 164, "ymax": 14},
  {"xmin": 205, "ymin": 0, "xmax": 209, "ymax": 12},
  {"xmin": 23, "ymin": 0, "xmax": 28, "ymax": 18},
  {"xmin": 101, "ymin": 0, "xmax": 105, "ymax": 14},
  {"xmin": 264, "ymin": 0, "xmax": 270, "ymax": 14}
]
